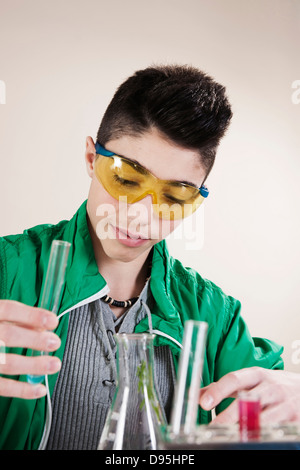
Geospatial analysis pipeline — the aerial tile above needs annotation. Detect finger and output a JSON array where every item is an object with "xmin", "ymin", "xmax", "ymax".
[
  {"xmin": 249, "ymin": 382, "xmax": 282, "ymax": 409},
  {"xmin": 199, "ymin": 384, "xmax": 213, "ymax": 395},
  {"xmin": 0, "ymin": 323, "xmax": 61, "ymax": 351},
  {"xmin": 200, "ymin": 367, "xmax": 266, "ymax": 410},
  {"xmin": 198, "ymin": 384, "xmax": 216, "ymax": 409},
  {"xmin": 0, "ymin": 300, "xmax": 58, "ymax": 330},
  {"xmin": 0, "ymin": 353, "xmax": 61, "ymax": 376},
  {"xmin": 0, "ymin": 376, "xmax": 47, "ymax": 399},
  {"xmin": 211, "ymin": 399, "xmax": 239, "ymax": 425},
  {"xmin": 261, "ymin": 397, "xmax": 300, "ymax": 424}
]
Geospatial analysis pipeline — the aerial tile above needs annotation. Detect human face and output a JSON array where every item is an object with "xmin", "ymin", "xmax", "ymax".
[{"xmin": 85, "ymin": 128, "xmax": 207, "ymax": 263}]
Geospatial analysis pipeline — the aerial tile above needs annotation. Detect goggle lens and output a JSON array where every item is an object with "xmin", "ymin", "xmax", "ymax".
[{"xmin": 94, "ymin": 143, "xmax": 209, "ymax": 220}]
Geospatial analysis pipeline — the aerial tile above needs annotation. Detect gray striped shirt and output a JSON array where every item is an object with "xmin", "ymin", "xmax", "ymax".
[{"xmin": 46, "ymin": 280, "xmax": 175, "ymax": 450}]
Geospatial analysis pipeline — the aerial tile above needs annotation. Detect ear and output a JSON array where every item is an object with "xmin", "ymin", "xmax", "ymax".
[{"xmin": 85, "ymin": 136, "xmax": 96, "ymax": 177}]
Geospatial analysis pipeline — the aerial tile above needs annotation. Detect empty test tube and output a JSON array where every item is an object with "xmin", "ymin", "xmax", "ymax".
[
  {"xmin": 170, "ymin": 320, "xmax": 208, "ymax": 436},
  {"xmin": 27, "ymin": 240, "xmax": 71, "ymax": 385}
]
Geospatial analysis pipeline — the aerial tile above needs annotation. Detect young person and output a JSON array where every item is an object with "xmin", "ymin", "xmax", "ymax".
[{"xmin": 0, "ymin": 65, "xmax": 299, "ymax": 450}]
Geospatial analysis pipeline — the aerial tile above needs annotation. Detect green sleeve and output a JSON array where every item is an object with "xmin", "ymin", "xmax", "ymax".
[
  {"xmin": 0, "ymin": 233, "xmax": 41, "ymax": 305},
  {"xmin": 0, "ymin": 234, "xmax": 24, "ymax": 300},
  {"xmin": 0, "ymin": 237, "xmax": 8, "ymax": 298},
  {"xmin": 214, "ymin": 295, "xmax": 284, "ymax": 414}
]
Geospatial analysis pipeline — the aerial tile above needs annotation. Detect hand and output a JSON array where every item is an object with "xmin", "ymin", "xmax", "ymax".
[
  {"xmin": 199, "ymin": 367, "xmax": 300, "ymax": 424},
  {"xmin": 0, "ymin": 300, "xmax": 61, "ymax": 399}
]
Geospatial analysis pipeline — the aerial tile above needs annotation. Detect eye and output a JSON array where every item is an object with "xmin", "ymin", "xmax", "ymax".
[
  {"xmin": 113, "ymin": 174, "xmax": 140, "ymax": 187},
  {"xmin": 163, "ymin": 193, "xmax": 186, "ymax": 205}
]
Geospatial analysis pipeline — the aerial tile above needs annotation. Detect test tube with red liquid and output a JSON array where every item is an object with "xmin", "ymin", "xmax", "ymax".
[{"xmin": 238, "ymin": 392, "xmax": 261, "ymax": 441}]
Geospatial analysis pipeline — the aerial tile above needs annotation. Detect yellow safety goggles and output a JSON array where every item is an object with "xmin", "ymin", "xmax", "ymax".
[{"xmin": 94, "ymin": 142, "xmax": 209, "ymax": 220}]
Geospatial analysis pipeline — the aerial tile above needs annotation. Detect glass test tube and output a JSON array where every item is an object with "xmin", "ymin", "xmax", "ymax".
[
  {"xmin": 238, "ymin": 391, "xmax": 261, "ymax": 441},
  {"xmin": 27, "ymin": 240, "xmax": 71, "ymax": 385},
  {"xmin": 170, "ymin": 320, "xmax": 208, "ymax": 437}
]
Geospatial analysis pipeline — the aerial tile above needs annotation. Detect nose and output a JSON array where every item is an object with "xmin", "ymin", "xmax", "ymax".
[
  {"xmin": 127, "ymin": 194, "xmax": 154, "ymax": 226},
  {"xmin": 137, "ymin": 193, "xmax": 154, "ymax": 209},
  {"xmin": 126, "ymin": 194, "xmax": 163, "ymax": 240}
]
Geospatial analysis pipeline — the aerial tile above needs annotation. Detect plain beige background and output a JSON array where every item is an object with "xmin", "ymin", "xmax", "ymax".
[{"xmin": 0, "ymin": 0, "xmax": 299, "ymax": 371}]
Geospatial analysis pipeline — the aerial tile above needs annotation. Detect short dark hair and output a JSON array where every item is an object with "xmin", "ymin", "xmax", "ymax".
[{"xmin": 96, "ymin": 64, "xmax": 232, "ymax": 178}]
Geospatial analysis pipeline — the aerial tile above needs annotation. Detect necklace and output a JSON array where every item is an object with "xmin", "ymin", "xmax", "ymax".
[{"xmin": 101, "ymin": 295, "xmax": 139, "ymax": 308}]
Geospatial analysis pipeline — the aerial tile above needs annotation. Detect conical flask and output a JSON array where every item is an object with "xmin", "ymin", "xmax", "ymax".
[{"xmin": 98, "ymin": 333, "xmax": 167, "ymax": 450}]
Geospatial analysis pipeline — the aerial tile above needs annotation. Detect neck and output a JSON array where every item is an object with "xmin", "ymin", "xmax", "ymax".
[{"xmin": 99, "ymin": 254, "xmax": 151, "ymax": 298}]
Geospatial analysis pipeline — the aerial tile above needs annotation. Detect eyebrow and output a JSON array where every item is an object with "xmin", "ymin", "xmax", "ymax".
[
  {"xmin": 117, "ymin": 154, "xmax": 150, "ymax": 176},
  {"xmin": 168, "ymin": 180, "xmax": 198, "ymax": 189},
  {"xmin": 114, "ymin": 152, "xmax": 199, "ymax": 188}
]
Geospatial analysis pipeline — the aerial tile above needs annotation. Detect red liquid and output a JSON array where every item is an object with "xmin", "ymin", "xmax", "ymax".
[{"xmin": 239, "ymin": 399, "xmax": 261, "ymax": 441}]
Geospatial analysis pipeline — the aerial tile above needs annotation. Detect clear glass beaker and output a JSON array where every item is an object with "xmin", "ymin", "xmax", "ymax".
[
  {"xmin": 98, "ymin": 333, "xmax": 167, "ymax": 450},
  {"xmin": 169, "ymin": 320, "xmax": 208, "ymax": 437}
]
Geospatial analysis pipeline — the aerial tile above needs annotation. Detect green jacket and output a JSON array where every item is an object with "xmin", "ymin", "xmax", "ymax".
[{"xmin": 0, "ymin": 201, "xmax": 283, "ymax": 450}]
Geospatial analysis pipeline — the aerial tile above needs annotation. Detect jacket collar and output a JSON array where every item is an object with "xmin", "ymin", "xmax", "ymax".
[
  {"xmin": 58, "ymin": 200, "xmax": 107, "ymax": 315},
  {"xmin": 136, "ymin": 240, "xmax": 184, "ymax": 356}
]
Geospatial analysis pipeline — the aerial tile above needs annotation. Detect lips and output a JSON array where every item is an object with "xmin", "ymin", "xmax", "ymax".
[
  {"xmin": 117, "ymin": 227, "xmax": 149, "ymax": 240},
  {"xmin": 112, "ymin": 226, "xmax": 151, "ymax": 247}
]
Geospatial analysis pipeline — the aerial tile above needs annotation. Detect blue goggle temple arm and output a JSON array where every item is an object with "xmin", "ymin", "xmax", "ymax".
[
  {"xmin": 95, "ymin": 141, "xmax": 115, "ymax": 157},
  {"xmin": 95, "ymin": 141, "xmax": 209, "ymax": 198}
]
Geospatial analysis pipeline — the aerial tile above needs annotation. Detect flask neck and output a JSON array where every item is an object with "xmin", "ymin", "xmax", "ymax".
[{"xmin": 115, "ymin": 333, "xmax": 155, "ymax": 388}]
